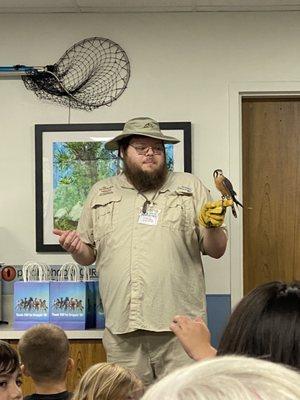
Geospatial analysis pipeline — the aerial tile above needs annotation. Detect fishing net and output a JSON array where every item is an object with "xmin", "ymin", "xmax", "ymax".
[{"xmin": 22, "ymin": 37, "xmax": 130, "ymax": 111}]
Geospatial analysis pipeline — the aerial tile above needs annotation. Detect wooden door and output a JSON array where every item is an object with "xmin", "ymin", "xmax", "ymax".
[{"xmin": 242, "ymin": 98, "xmax": 300, "ymax": 294}]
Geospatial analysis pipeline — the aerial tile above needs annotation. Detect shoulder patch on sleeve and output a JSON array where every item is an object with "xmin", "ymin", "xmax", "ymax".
[{"xmin": 97, "ymin": 185, "xmax": 114, "ymax": 196}]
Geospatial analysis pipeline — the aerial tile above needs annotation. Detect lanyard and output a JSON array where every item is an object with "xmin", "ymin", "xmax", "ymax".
[{"xmin": 138, "ymin": 191, "xmax": 159, "ymax": 214}]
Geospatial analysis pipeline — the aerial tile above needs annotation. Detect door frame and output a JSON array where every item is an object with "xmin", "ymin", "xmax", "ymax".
[{"xmin": 228, "ymin": 81, "xmax": 300, "ymax": 307}]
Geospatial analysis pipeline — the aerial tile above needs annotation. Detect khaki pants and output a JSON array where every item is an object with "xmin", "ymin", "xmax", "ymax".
[{"xmin": 102, "ymin": 328, "xmax": 195, "ymax": 386}]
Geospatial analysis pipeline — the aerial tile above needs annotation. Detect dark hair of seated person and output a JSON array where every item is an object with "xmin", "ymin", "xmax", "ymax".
[
  {"xmin": 217, "ymin": 281, "xmax": 300, "ymax": 369},
  {"xmin": 0, "ymin": 339, "xmax": 20, "ymax": 374}
]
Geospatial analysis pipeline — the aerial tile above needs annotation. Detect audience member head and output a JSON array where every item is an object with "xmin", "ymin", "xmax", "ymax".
[
  {"xmin": 72, "ymin": 362, "xmax": 144, "ymax": 400},
  {"xmin": 18, "ymin": 323, "xmax": 73, "ymax": 385},
  {"xmin": 0, "ymin": 340, "xmax": 22, "ymax": 400},
  {"xmin": 217, "ymin": 281, "xmax": 300, "ymax": 369},
  {"xmin": 141, "ymin": 355, "xmax": 300, "ymax": 400}
]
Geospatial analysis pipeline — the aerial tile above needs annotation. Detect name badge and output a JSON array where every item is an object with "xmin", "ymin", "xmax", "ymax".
[{"xmin": 138, "ymin": 209, "xmax": 160, "ymax": 225}]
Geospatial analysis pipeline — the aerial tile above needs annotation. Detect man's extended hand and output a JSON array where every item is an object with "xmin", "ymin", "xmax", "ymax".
[
  {"xmin": 53, "ymin": 229, "xmax": 84, "ymax": 254},
  {"xmin": 198, "ymin": 199, "xmax": 233, "ymax": 228},
  {"xmin": 53, "ymin": 229, "xmax": 96, "ymax": 266}
]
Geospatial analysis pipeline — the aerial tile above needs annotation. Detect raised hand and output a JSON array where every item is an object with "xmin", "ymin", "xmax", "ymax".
[{"xmin": 170, "ymin": 315, "xmax": 216, "ymax": 361}]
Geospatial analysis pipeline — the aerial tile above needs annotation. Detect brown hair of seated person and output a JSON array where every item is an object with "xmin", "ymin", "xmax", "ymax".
[
  {"xmin": 0, "ymin": 340, "xmax": 23, "ymax": 400},
  {"xmin": 18, "ymin": 323, "xmax": 73, "ymax": 391}
]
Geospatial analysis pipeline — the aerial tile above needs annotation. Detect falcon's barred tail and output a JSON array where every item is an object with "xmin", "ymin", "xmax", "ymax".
[
  {"xmin": 231, "ymin": 204, "xmax": 237, "ymax": 218},
  {"xmin": 233, "ymin": 196, "xmax": 243, "ymax": 208}
]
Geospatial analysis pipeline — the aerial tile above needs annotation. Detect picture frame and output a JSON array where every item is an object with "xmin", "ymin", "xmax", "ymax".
[{"xmin": 35, "ymin": 122, "xmax": 191, "ymax": 252}]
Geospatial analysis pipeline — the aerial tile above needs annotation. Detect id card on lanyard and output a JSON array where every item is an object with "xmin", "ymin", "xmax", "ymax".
[{"xmin": 138, "ymin": 208, "xmax": 160, "ymax": 225}]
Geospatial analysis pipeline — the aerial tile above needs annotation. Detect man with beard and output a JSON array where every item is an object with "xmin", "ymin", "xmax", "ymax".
[{"xmin": 53, "ymin": 117, "xmax": 230, "ymax": 385}]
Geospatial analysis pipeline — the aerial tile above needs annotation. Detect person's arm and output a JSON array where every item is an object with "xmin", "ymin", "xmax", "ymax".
[
  {"xmin": 202, "ymin": 227, "xmax": 227, "ymax": 258},
  {"xmin": 198, "ymin": 198, "xmax": 233, "ymax": 258},
  {"xmin": 53, "ymin": 229, "xmax": 96, "ymax": 266},
  {"xmin": 170, "ymin": 315, "xmax": 217, "ymax": 361}
]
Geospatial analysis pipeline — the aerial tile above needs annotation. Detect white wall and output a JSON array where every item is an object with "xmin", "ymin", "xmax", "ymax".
[{"xmin": 1, "ymin": 11, "xmax": 300, "ymax": 295}]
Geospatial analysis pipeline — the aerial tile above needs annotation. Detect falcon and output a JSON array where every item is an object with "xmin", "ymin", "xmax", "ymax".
[{"xmin": 213, "ymin": 169, "xmax": 243, "ymax": 218}]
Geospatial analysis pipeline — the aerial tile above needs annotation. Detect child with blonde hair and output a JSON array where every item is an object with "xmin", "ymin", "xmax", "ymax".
[{"xmin": 72, "ymin": 363, "xmax": 144, "ymax": 400}]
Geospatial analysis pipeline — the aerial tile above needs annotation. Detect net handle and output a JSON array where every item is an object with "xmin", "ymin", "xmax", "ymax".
[{"xmin": 0, "ymin": 65, "xmax": 49, "ymax": 77}]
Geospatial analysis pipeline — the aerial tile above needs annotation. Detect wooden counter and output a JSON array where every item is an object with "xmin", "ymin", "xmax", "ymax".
[{"xmin": 0, "ymin": 328, "xmax": 103, "ymax": 340}]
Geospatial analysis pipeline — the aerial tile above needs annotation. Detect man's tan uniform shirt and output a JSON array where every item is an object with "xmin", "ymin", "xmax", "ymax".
[{"xmin": 78, "ymin": 171, "xmax": 212, "ymax": 334}]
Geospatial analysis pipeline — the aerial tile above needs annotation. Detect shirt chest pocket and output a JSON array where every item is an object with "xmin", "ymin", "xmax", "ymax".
[
  {"xmin": 91, "ymin": 192, "xmax": 122, "ymax": 241},
  {"xmin": 162, "ymin": 191, "xmax": 194, "ymax": 231}
]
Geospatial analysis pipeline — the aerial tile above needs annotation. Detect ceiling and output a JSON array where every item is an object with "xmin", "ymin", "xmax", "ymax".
[{"xmin": 1, "ymin": 0, "xmax": 300, "ymax": 14}]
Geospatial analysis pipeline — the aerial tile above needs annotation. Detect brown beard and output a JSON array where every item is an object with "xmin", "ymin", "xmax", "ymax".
[{"xmin": 123, "ymin": 156, "xmax": 168, "ymax": 192}]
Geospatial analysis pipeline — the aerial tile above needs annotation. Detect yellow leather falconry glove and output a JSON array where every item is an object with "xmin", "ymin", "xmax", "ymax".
[{"xmin": 199, "ymin": 199, "xmax": 233, "ymax": 228}]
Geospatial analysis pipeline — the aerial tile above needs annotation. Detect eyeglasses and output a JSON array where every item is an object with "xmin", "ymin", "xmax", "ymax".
[{"xmin": 129, "ymin": 144, "xmax": 164, "ymax": 155}]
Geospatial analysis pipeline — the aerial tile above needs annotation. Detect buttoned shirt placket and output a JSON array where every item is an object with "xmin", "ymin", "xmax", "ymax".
[{"xmin": 129, "ymin": 190, "xmax": 145, "ymax": 329}]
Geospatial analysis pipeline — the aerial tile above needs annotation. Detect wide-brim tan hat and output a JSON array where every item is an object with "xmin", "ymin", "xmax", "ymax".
[{"xmin": 105, "ymin": 117, "xmax": 180, "ymax": 151}]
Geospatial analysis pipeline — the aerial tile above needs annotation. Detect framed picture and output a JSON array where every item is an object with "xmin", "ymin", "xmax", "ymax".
[{"xmin": 35, "ymin": 122, "xmax": 191, "ymax": 252}]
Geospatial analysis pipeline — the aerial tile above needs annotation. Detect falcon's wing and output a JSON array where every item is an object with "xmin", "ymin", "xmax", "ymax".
[{"xmin": 222, "ymin": 178, "xmax": 237, "ymax": 197}]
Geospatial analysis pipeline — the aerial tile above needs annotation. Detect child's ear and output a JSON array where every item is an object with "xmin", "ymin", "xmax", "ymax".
[
  {"xmin": 21, "ymin": 364, "xmax": 30, "ymax": 377},
  {"xmin": 66, "ymin": 357, "xmax": 74, "ymax": 372}
]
